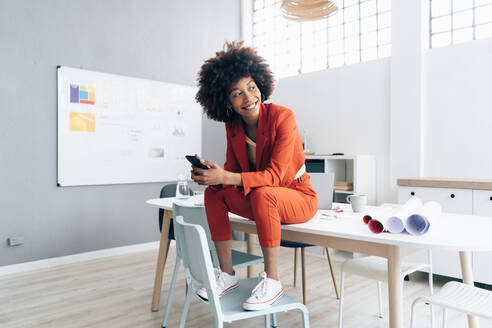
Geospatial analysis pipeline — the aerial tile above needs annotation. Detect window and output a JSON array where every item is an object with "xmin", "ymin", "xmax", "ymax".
[
  {"xmin": 430, "ymin": 0, "xmax": 492, "ymax": 48},
  {"xmin": 252, "ymin": 0, "xmax": 392, "ymax": 78}
]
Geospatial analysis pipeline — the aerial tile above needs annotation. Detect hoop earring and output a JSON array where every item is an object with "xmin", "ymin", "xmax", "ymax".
[
  {"xmin": 261, "ymin": 93, "xmax": 265, "ymax": 102},
  {"xmin": 226, "ymin": 107, "xmax": 233, "ymax": 117}
]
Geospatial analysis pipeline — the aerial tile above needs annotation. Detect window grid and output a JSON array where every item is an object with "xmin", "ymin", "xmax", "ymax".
[
  {"xmin": 430, "ymin": 0, "xmax": 492, "ymax": 48},
  {"xmin": 252, "ymin": 0, "xmax": 392, "ymax": 78}
]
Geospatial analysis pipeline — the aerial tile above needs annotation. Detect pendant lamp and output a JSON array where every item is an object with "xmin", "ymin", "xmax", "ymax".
[{"xmin": 281, "ymin": 0, "xmax": 338, "ymax": 22}]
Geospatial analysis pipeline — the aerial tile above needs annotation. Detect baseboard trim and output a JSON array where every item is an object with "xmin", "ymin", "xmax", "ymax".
[{"xmin": 0, "ymin": 241, "xmax": 162, "ymax": 277}]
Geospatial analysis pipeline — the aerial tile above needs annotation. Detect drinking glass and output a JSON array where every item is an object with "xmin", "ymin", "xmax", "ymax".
[{"xmin": 176, "ymin": 174, "xmax": 190, "ymax": 199}]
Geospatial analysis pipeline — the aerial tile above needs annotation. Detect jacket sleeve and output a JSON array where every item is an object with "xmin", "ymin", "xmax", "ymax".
[{"xmin": 240, "ymin": 109, "xmax": 297, "ymax": 195}]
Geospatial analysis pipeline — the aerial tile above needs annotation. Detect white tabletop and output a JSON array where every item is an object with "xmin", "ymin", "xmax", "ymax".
[{"xmin": 147, "ymin": 197, "xmax": 492, "ymax": 252}]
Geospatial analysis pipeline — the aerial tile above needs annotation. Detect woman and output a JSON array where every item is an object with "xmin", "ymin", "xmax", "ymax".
[{"xmin": 191, "ymin": 41, "xmax": 318, "ymax": 311}]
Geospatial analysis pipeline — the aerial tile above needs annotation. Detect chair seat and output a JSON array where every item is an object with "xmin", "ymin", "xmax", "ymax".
[
  {"xmin": 231, "ymin": 249, "xmax": 264, "ymax": 269},
  {"xmin": 220, "ymin": 278, "xmax": 305, "ymax": 321},
  {"xmin": 342, "ymin": 256, "xmax": 428, "ymax": 282},
  {"xmin": 418, "ymin": 281, "xmax": 492, "ymax": 318},
  {"xmin": 280, "ymin": 240, "xmax": 313, "ymax": 248}
]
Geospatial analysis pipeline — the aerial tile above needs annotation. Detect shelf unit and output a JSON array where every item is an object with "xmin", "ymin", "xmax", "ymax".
[{"xmin": 305, "ymin": 154, "xmax": 376, "ymax": 205}]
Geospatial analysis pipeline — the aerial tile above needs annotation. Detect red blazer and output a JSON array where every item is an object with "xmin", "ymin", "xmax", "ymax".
[{"xmin": 222, "ymin": 103, "xmax": 312, "ymax": 196}]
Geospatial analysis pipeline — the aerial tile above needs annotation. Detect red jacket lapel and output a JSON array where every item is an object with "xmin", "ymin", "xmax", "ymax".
[{"xmin": 228, "ymin": 119, "xmax": 250, "ymax": 173}]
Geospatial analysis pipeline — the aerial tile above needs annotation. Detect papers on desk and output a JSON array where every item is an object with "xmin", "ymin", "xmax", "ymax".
[
  {"xmin": 364, "ymin": 197, "xmax": 442, "ymax": 235},
  {"xmin": 314, "ymin": 209, "xmax": 352, "ymax": 221}
]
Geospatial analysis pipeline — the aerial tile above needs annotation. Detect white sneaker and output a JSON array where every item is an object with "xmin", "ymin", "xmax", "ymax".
[
  {"xmin": 243, "ymin": 272, "xmax": 284, "ymax": 311},
  {"xmin": 196, "ymin": 269, "xmax": 238, "ymax": 301}
]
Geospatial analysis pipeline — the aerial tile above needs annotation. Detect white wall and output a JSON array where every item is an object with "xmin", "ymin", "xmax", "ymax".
[
  {"xmin": 200, "ymin": 0, "xmax": 492, "ymax": 205},
  {"xmin": 272, "ymin": 60, "xmax": 391, "ymax": 204},
  {"xmin": 423, "ymin": 38, "xmax": 492, "ymax": 179}
]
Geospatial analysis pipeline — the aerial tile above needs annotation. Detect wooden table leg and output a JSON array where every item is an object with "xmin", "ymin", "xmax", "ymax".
[
  {"xmin": 247, "ymin": 233, "xmax": 253, "ymax": 278},
  {"xmin": 387, "ymin": 245, "xmax": 403, "ymax": 328},
  {"xmin": 460, "ymin": 251, "xmax": 479, "ymax": 328},
  {"xmin": 151, "ymin": 209, "xmax": 172, "ymax": 312}
]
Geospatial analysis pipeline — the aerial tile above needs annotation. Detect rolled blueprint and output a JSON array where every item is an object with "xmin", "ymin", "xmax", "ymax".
[
  {"xmin": 405, "ymin": 201, "xmax": 442, "ymax": 235},
  {"xmin": 385, "ymin": 196, "xmax": 424, "ymax": 233},
  {"xmin": 364, "ymin": 206, "xmax": 395, "ymax": 234},
  {"xmin": 366, "ymin": 197, "xmax": 423, "ymax": 234}
]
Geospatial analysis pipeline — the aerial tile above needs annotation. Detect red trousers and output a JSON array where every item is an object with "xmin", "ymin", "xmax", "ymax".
[{"xmin": 204, "ymin": 176, "xmax": 318, "ymax": 247}]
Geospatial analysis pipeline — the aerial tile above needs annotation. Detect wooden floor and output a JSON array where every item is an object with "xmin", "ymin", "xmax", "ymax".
[{"xmin": 1, "ymin": 242, "xmax": 490, "ymax": 328}]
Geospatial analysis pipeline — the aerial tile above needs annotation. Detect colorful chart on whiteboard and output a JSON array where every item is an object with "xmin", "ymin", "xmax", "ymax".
[{"xmin": 57, "ymin": 66, "xmax": 202, "ymax": 186}]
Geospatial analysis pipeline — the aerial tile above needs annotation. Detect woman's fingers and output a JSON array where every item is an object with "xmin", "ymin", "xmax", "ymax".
[
  {"xmin": 191, "ymin": 167, "xmax": 208, "ymax": 184},
  {"xmin": 191, "ymin": 174, "xmax": 203, "ymax": 184},
  {"xmin": 208, "ymin": 162, "xmax": 220, "ymax": 169},
  {"xmin": 201, "ymin": 160, "xmax": 218, "ymax": 169}
]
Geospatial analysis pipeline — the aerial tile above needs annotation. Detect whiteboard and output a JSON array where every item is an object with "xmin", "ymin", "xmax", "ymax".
[{"xmin": 57, "ymin": 66, "xmax": 202, "ymax": 186}]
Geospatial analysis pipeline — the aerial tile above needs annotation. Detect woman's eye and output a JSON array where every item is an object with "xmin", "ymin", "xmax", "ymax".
[{"xmin": 250, "ymin": 86, "xmax": 256, "ymax": 90}]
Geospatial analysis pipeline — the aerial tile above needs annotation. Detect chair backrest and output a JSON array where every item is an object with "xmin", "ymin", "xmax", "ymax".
[
  {"xmin": 174, "ymin": 215, "xmax": 223, "ymax": 319},
  {"xmin": 309, "ymin": 171, "xmax": 335, "ymax": 209},
  {"xmin": 160, "ymin": 183, "xmax": 178, "ymax": 198},
  {"xmin": 172, "ymin": 203, "xmax": 220, "ymax": 267},
  {"xmin": 158, "ymin": 184, "xmax": 194, "ymax": 232}
]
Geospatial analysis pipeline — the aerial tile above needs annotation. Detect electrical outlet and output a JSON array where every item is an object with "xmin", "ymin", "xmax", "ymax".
[{"xmin": 7, "ymin": 237, "xmax": 24, "ymax": 247}]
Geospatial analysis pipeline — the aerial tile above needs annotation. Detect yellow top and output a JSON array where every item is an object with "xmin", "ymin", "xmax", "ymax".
[{"xmin": 245, "ymin": 135, "xmax": 256, "ymax": 166}]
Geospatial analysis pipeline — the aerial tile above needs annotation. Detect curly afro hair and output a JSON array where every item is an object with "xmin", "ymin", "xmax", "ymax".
[{"xmin": 195, "ymin": 41, "xmax": 275, "ymax": 123}]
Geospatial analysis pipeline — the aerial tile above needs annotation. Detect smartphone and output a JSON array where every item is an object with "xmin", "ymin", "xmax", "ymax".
[{"xmin": 185, "ymin": 155, "xmax": 209, "ymax": 170}]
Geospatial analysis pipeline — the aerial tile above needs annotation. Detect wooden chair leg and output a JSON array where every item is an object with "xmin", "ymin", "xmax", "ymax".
[
  {"xmin": 151, "ymin": 210, "xmax": 172, "ymax": 312},
  {"xmin": 293, "ymin": 248, "xmax": 298, "ymax": 287},
  {"xmin": 326, "ymin": 248, "xmax": 340, "ymax": 299},
  {"xmin": 301, "ymin": 248, "xmax": 307, "ymax": 305}
]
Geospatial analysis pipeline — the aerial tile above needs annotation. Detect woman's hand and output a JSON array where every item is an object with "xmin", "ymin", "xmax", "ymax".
[
  {"xmin": 191, "ymin": 160, "xmax": 226, "ymax": 186},
  {"xmin": 190, "ymin": 154, "xmax": 243, "ymax": 186}
]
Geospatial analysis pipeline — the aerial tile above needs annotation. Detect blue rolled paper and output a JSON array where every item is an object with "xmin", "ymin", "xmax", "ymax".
[{"xmin": 405, "ymin": 201, "xmax": 442, "ymax": 235}]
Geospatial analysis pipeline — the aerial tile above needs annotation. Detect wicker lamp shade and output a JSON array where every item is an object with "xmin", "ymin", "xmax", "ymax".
[{"xmin": 281, "ymin": 0, "xmax": 338, "ymax": 21}]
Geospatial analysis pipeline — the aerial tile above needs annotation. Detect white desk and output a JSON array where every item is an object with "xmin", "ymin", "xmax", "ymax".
[{"xmin": 147, "ymin": 197, "xmax": 492, "ymax": 328}]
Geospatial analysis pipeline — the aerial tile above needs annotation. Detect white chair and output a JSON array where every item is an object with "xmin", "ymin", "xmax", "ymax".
[
  {"xmin": 172, "ymin": 215, "xmax": 310, "ymax": 328},
  {"xmin": 161, "ymin": 203, "xmax": 264, "ymax": 328},
  {"xmin": 338, "ymin": 250, "xmax": 434, "ymax": 328},
  {"xmin": 410, "ymin": 281, "xmax": 492, "ymax": 328}
]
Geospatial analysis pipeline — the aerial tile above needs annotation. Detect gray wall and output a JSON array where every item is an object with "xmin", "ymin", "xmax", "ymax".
[{"xmin": 0, "ymin": 0, "xmax": 240, "ymax": 265}]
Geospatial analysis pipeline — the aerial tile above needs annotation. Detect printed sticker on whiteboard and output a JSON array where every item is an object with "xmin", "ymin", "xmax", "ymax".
[
  {"xmin": 70, "ymin": 84, "xmax": 95, "ymax": 105},
  {"xmin": 69, "ymin": 112, "xmax": 95, "ymax": 132}
]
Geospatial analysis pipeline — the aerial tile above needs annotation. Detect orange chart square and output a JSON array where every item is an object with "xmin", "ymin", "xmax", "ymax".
[{"xmin": 69, "ymin": 112, "xmax": 95, "ymax": 132}]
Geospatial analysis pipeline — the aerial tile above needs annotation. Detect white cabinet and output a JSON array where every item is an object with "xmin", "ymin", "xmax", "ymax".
[
  {"xmin": 306, "ymin": 155, "xmax": 376, "ymax": 205},
  {"xmin": 471, "ymin": 190, "xmax": 492, "ymax": 284},
  {"xmin": 398, "ymin": 180, "xmax": 492, "ymax": 285},
  {"xmin": 472, "ymin": 190, "xmax": 492, "ymax": 216},
  {"xmin": 398, "ymin": 187, "xmax": 473, "ymax": 214}
]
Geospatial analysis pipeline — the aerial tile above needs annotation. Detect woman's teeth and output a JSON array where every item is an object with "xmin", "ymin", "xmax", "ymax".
[{"xmin": 243, "ymin": 102, "xmax": 257, "ymax": 110}]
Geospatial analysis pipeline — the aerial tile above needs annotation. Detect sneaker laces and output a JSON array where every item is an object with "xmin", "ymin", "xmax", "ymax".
[
  {"xmin": 250, "ymin": 272, "xmax": 268, "ymax": 300},
  {"xmin": 215, "ymin": 268, "xmax": 225, "ymax": 289},
  {"xmin": 214, "ymin": 268, "xmax": 231, "ymax": 291}
]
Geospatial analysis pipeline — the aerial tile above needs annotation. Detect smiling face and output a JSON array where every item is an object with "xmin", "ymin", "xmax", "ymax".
[{"xmin": 227, "ymin": 77, "xmax": 262, "ymax": 124}]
